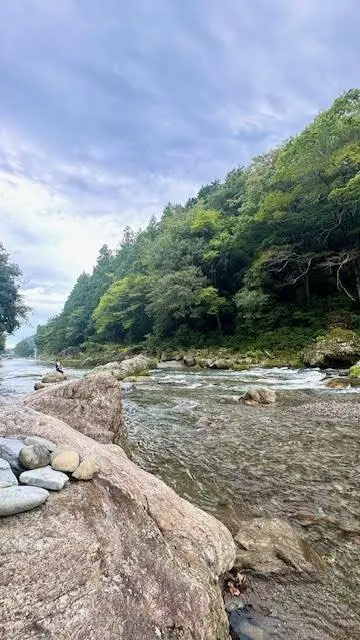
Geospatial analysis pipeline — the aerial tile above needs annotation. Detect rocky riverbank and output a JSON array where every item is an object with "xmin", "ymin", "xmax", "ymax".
[
  {"xmin": 40, "ymin": 328, "xmax": 360, "ymax": 378},
  {"xmin": 2, "ymin": 354, "xmax": 360, "ymax": 638},
  {"xmin": 0, "ymin": 378, "xmax": 237, "ymax": 640}
]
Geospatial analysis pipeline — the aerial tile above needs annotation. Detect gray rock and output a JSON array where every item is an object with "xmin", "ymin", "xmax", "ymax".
[
  {"xmin": 234, "ymin": 517, "xmax": 320, "ymax": 576},
  {"xmin": 20, "ymin": 466, "xmax": 69, "ymax": 491},
  {"xmin": 183, "ymin": 354, "xmax": 196, "ymax": 366},
  {"xmin": 120, "ymin": 381, "xmax": 134, "ymax": 392},
  {"xmin": 229, "ymin": 608, "xmax": 266, "ymax": 640},
  {"xmin": 34, "ymin": 381, "xmax": 47, "ymax": 391},
  {"xmin": 19, "ymin": 445, "xmax": 51, "ymax": 470},
  {"xmin": 0, "ymin": 485, "xmax": 49, "ymax": 516},
  {"xmin": 24, "ymin": 435, "xmax": 57, "ymax": 452},
  {"xmin": 0, "ymin": 458, "xmax": 18, "ymax": 488},
  {"xmin": 0, "ymin": 437, "xmax": 26, "ymax": 476},
  {"xmin": 243, "ymin": 387, "xmax": 276, "ymax": 405},
  {"xmin": 195, "ymin": 416, "xmax": 213, "ymax": 427},
  {"xmin": 42, "ymin": 371, "xmax": 67, "ymax": 384}
]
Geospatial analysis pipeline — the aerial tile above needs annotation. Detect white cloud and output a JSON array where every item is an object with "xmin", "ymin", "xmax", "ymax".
[{"xmin": 0, "ymin": 130, "xmax": 201, "ymax": 346}]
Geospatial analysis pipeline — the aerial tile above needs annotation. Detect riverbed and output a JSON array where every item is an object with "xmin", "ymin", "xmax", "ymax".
[{"xmin": 1, "ymin": 357, "xmax": 360, "ymax": 639}]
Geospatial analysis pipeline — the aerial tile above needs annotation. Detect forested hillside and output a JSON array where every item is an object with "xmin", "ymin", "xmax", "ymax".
[{"xmin": 36, "ymin": 90, "xmax": 360, "ymax": 356}]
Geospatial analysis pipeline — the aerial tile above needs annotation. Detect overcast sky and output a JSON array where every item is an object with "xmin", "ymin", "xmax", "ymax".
[{"xmin": 1, "ymin": 0, "xmax": 358, "ymax": 345}]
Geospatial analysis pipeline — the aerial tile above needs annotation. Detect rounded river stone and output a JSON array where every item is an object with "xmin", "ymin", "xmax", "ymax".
[
  {"xmin": 24, "ymin": 436, "xmax": 57, "ymax": 452},
  {"xmin": 0, "ymin": 458, "xmax": 18, "ymax": 488},
  {"xmin": 19, "ymin": 444, "xmax": 51, "ymax": 470},
  {"xmin": 20, "ymin": 466, "xmax": 69, "ymax": 491},
  {"xmin": 0, "ymin": 486, "xmax": 49, "ymax": 516},
  {"xmin": 51, "ymin": 449, "xmax": 80, "ymax": 473},
  {"xmin": 0, "ymin": 437, "xmax": 26, "ymax": 476}
]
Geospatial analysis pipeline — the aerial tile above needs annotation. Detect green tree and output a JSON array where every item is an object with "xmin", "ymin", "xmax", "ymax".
[
  {"xmin": 14, "ymin": 336, "xmax": 35, "ymax": 357},
  {"xmin": 93, "ymin": 274, "xmax": 151, "ymax": 343},
  {"xmin": 0, "ymin": 244, "xmax": 28, "ymax": 348}
]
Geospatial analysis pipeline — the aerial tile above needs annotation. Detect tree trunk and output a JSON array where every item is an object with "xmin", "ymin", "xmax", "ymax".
[
  {"xmin": 216, "ymin": 313, "xmax": 222, "ymax": 334},
  {"xmin": 304, "ymin": 275, "xmax": 310, "ymax": 305},
  {"xmin": 353, "ymin": 258, "xmax": 360, "ymax": 302}
]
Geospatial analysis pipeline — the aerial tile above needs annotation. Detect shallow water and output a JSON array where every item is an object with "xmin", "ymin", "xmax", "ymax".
[{"xmin": 1, "ymin": 357, "xmax": 360, "ymax": 638}]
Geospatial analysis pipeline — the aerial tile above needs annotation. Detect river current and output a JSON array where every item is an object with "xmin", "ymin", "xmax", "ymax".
[{"xmin": 1, "ymin": 357, "xmax": 360, "ymax": 639}]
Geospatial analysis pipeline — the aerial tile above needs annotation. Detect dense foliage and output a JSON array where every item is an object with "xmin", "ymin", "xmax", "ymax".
[
  {"xmin": 14, "ymin": 336, "xmax": 35, "ymax": 358},
  {"xmin": 36, "ymin": 91, "xmax": 360, "ymax": 355},
  {"xmin": 0, "ymin": 244, "xmax": 28, "ymax": 351}
]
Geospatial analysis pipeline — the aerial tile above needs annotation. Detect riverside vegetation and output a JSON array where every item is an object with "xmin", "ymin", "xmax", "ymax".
[{"xmin": 31, "ymin": 90, "xmax": 360, "ymax": 365}]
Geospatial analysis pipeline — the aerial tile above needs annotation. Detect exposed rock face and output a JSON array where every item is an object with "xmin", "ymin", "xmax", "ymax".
[
  {"xmin": 93, "ymin": 355, "xmax": 157, "ymax": 380},
  {"xmin": 234, "ymin": 518, "xmax": 321, "ymax": 576},
  {"xmin": 42, "ymin": 371, "xmax": 67, "ymax": 384},
  {"xmin": 0, "ymin": 398, "xmax": 235, "ymax": 640},
  {"xmin": 302, "ymin": 328, "xmax": 360, "ymax": 368},
  {"xmin": 183, "ymin": 354, "xmax": 196, "ymax": 367},
  {"xmin": 24, "ymin": 372, "xmax": 126, "ymax": 446}
]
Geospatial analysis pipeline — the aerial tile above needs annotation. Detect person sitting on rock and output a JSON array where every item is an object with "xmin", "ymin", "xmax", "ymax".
[{"xmin": 55, "ymin": 361, "xmax": 64, "ymax": 374}]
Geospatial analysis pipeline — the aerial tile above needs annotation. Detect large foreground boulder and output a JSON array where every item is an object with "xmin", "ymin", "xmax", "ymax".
[
  {"xmin": 0, "ymin": 398, "xmax": 235, "ymax": 640},
  {"xmin": 302, "ymin": 328, "xmax": 360, "ymax": 368},
  {"xmin": 93, "ymin": 355, "xmax": 156, "ymax": 380},
  {"xmin": 24, "ymin": 372, "xmax": 126, "ymax": 446}
]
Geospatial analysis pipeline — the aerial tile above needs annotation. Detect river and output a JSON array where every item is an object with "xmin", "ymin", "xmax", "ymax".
[{"xmin": 1, "ymin": 356, "xmax": 360, "ymax": 639}]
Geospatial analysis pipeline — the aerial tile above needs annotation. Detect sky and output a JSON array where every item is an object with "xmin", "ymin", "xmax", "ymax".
[{"xmin": 1, "ymin": 0, "xmax": 358, "ymax": 346}]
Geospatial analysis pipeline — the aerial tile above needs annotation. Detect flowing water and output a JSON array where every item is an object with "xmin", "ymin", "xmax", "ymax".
[{"xmin": 1, "ymin": 357, "xmax": 360, "ymax": 638}]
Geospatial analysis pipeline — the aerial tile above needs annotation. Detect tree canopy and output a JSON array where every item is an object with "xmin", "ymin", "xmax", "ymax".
[
  {"xmin": 0, "ymin": 244, "xmax": 28, "ymax": 351},
  {"xmin": 35, "ymin": 90, "xmax": 360, "ymax": 355}
]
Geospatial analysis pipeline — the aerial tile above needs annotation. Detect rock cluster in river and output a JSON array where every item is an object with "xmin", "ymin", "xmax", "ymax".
[{"xmin": 0, "ymin": 436, "xmax": 99, "ymax": 517}]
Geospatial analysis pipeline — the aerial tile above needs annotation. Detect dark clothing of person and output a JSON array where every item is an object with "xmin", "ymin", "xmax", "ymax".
[{"xmin": 55, "ymin": 362, "xmax": 64, "ymax": 374}]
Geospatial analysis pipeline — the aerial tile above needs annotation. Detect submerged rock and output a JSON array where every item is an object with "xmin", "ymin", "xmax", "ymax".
[
  {"xmin": 325, "ymin": 377, "xmax": 350, "ymax": 389},
  {"xmin": 0, "ymin": 397, "xmax": 235, "ymax": 639},
  {"xmin": 19, "ymin": 444, "xmax": 51, "ymax": 469},
  {"xmin": 24, "ymin": 372, "xmax": 126, "ymax": 446},
  {"xmin": 229, "ymin": 605, "xmax": 270, "ymax": 640},
  {"xmin": 234, "ymin": 518, "xmax": 320, "ymax": 576},
  {"xmin": 20, "ymin": 466, "xmax": 69, "ymax": 491},
  {"xmin": 195, "ymin": 416, "xmax": 214, "ymax": 427},
  {"xmin": 0, "ymin": 485, "xmax": 49, "ymax": 516},
  {"xmin": 0, "ymin": 458, "xmax": 18, "ymax": 488},
  {"xmin": 302, "ymin": 328, "xmax": 360, "ymax": 368}
]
